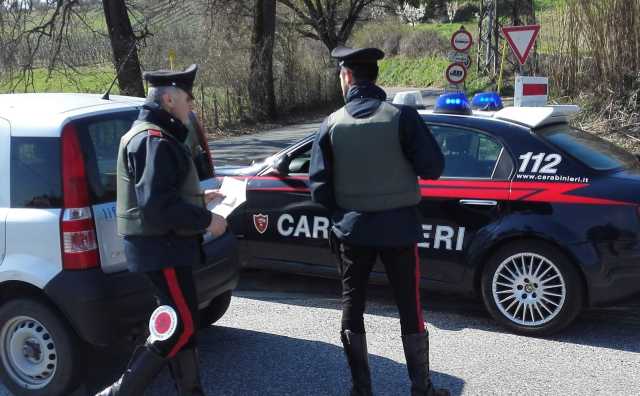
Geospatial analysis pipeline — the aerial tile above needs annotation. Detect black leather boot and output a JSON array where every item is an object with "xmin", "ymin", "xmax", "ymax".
[
  {"xmin": 169, "ymin": 347, "xmax": 206, "ymax": 396},
  {"xmin": 340, "ymin": 330, "xmax": 373, "ymax": 396},
  {"xmin": 401, "ymin": 332, "xmax": 450, "ymax": 396},
  {"xmin": 95, "ymin": 344, "xmax": 165, "ymax": 396}
]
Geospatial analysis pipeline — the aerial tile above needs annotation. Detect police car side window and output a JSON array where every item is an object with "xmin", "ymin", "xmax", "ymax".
[
  {"xmin": 287, "ymin": 144, "xmax": 312, "ymax": 174},
  {"xmin": 430, "ymin": 125, "xmax": 510, "ymax": 179}
]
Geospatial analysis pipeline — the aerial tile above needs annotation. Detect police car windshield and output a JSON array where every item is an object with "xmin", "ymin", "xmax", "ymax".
[{"xmin": 538, "ymin": 125, "xmax": 639, "ymax": 171}]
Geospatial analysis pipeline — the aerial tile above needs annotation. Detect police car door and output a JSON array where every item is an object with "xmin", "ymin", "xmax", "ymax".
[
  {"xmin": 244, "ymin": 139, "xmax": 335, "ymax": 273},
  {"xmin": 418, "ymin": 124, "xmax": 514, "ymax": 283}
]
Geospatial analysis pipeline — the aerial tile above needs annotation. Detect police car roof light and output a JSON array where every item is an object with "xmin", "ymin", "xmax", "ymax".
[
  {"xmin": 471, "ymin": 92, "xmax": 503, "ymax": 111},
  {"xmin": 433, "ymin": 92, "xmax": 472, "ymax": 115},
  {"xmin": 392, "ymin": 90, "xmax": 425, "ymax": 109}
]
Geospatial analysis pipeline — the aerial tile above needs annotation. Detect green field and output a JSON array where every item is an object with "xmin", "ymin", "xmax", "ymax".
[
  {"xmin": 0, "ymin": 66, "xmax": 116, "ymax": 94},
  {"xmin": 378, "ymin": 55, "xmax": 493, "ymax": 94}
]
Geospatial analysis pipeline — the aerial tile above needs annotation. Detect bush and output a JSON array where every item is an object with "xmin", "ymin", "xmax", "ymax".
[
  {"xmin": 382, "ymin": 31, "xmax": 404, "ymax": 57},
  {"xmin": 453, "ymin": 2, "xmax": 480, "ymax": 22},
  {"xmin": 398, "ymin": 30, "xmax": 447, "ymax": 58},
  {"xmin": 350, "ymin": 21, "xmax": 408, "ymax": 57}
]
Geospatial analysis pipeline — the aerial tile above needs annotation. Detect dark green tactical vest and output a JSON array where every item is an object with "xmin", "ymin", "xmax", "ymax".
[
  {"xmin": 328, "ymin": 102, "xmax": 421, "ymax": 212},
  {"xmin": 116, "ymin": 121, "xmax": 205, "ymax": 237}
]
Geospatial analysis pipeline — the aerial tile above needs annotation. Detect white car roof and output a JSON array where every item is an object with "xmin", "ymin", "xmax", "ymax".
[
  {"xmin": 492, "ymin": 105, "xmax": 580, "ymax": 129},
  {"xmin": 0, "ymin": 93, "xmax": 145, "ymax": 137}
]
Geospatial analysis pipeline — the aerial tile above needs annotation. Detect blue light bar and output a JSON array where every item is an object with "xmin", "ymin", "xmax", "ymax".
[
  {"xmin": 471, "ymin": 92, "xmax": 503, "ymax": 111},
  {"xmin": 433, "ymin": 92, "xmax": 472, "ymax": 115}
]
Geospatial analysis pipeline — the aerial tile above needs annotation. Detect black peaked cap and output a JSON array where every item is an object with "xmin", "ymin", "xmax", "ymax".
[
  {"xmin": 143, "ymin": 64, "xmax": 198, "ymax": 99},
  {"xmin": 331, "ymin": 46, "xmax": 385, "ymax": 66}
]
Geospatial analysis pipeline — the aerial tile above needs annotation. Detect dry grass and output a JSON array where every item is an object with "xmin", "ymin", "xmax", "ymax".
[
  {"xmin": 543, "ymin": 0, "xmax": 640, "ymax": 152},
  {"xmin": 571, "ymin": 92, "xmax": 640, "ymax": 153}
]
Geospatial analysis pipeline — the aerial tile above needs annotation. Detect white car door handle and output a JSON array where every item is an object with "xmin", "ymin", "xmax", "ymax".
[{"xmin": 459, "ymin": 199, "xmax": 498, "ymax": 207}]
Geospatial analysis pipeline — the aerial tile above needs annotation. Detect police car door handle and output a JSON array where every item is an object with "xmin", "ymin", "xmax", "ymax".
[{"xmin": 459, "ymin": 199, "xmax": 498, "ymax": 207}]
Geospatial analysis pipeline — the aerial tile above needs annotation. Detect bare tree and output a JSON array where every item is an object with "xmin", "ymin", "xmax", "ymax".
[
  {"xmin": 249, "ymin": 0, "xmax": 277, "ymax": 121},
  {"xmin": 277, "ymin": 0, "xmax": 376, "ymax": 53},
  {"xmin": 0, "ymin": 0, "xmax": 147, "ymax": 96},
  {"xmin": 0, "ymin": 0, "xmax": 80, "ymax": 91},
  {"xmin": 102, "ymin": 0, "xmax": 144, "ymax": 97}
]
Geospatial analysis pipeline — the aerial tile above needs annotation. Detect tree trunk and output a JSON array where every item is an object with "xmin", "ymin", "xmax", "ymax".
[
  {"xmin": 102, "ymin": 0, "xmax": 144, "ymax": 97},
  {"xmin": 249, "ymin": 0, "xmax": 277, "ymax": 121}
]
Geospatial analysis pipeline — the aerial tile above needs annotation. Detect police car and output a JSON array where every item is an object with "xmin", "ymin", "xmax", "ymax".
[
  {"xmin": 217, "ymin": 92, "xmax": 640, "ymax": 337},
  {"xmin": 0, "ymin": 94, "xmax": 239, "ymax": 396}
]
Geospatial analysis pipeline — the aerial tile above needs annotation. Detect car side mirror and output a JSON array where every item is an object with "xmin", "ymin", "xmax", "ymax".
[{"xmin": 273, "ymin": 155, "xmax": 291, "ymax": 175}]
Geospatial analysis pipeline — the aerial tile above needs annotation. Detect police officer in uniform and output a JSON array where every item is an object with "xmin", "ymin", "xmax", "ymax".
[
  {"xmin": 97, "ymin": 64, "xmax": 226, "ymax": 396},
  {"xmin": 309, "ymin": 47, "xmax": 449, "ymax": 396}
]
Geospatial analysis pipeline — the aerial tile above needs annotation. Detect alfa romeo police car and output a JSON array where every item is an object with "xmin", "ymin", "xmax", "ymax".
[{"xmin": 217, "ymin": 92, "xmax": 640, "ymax": 336}]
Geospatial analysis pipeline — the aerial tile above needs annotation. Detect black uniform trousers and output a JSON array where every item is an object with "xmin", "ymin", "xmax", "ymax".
[
  {"xmin": 145, "ymin": 266, "xmax": 199, "ymax": 358},
  {"xmin": 336, "ymin": 241, "xmax": 425, "ymax": 335}
]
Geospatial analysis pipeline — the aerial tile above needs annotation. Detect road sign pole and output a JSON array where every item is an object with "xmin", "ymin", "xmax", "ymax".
[
  {"xmin": 168, "ymin": 49, "xmax": 176, "ymax": 70},
  {"xmin": 447, "ymin": 26, "xmax": 474, "ymax": 88},
  {"xmin": 497, "ymin": 41, "xmax": 507, "ymax": 94}
]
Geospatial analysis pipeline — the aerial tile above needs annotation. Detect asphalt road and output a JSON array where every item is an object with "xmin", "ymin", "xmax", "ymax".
[
  {"xmin": 73, "ymin": 271, "xmax": 640, "ymax": 395},
  {"xmin": 1, "ymin": 268, "xmax": 638, "ymax": 395},
  {"xmin": 211, "ymin": 120, "xmax": 319, "ymax": 166}
]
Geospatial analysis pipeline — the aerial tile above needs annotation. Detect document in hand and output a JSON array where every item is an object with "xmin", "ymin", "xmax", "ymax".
[{"xmin": 207, "ymin": 177, "xmax": 247, "ymax": 218}]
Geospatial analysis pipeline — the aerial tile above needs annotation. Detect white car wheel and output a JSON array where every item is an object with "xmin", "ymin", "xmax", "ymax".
[
  {"xmin": 1, "ymin": 316, "xmax": 58, "ymax": 389},
  {"xmin": 0, "ymin": 298, "xmax": 82, "ymax": 396}
]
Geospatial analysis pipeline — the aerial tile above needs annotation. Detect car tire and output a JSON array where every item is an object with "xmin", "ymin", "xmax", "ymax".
[
  {"xmin": 0, "ymin": 298, "xmax": 83, "ymax": 396},
  {"xmin": 199, "ymin": 290, "xmax": 232, "ymax": 328},
  {"xmin": 481, "ymin": 240, "xmax": 584, "ymax": 336}
]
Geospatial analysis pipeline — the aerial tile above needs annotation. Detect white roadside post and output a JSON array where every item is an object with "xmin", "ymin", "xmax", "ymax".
[{"xmin": 514, "ymin": 76, "xmax": 548, "ymax": 107}]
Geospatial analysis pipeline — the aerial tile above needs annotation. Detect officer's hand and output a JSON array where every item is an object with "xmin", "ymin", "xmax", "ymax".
[
  {"xmin": 204, "ymin": 189, "xmax": 225, "ymax": 204},
  {"xmin": 207, "ymin": 213, "xmax": 227, "ymax": 238}
]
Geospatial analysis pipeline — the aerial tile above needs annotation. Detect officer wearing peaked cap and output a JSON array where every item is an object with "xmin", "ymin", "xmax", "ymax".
[
  {"xmin": 310, "ymin": 46, "xmax": 450, "ymax": 396},
  {"xmin": 144, "ymin": 64, "xmax": 199, "ymax": 98},
  {"xmin": 97, "ymin": 64, "xmax": 226, "ymax": 396}
]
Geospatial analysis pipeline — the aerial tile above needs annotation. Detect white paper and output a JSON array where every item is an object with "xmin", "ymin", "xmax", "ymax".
[{"xmin": 207, "ymin": 176, "xmax": 247, "ymax": 218}]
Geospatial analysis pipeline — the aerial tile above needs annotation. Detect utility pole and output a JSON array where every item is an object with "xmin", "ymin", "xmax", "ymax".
[{"xmin": 477, "ymin": 0, "xmax": 499, "ymax": 80}]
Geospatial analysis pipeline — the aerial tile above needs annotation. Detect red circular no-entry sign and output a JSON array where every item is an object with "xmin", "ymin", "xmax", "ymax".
[{"xmin": 451, "ymin": 28, "xmax": 473, "ymax": 52}]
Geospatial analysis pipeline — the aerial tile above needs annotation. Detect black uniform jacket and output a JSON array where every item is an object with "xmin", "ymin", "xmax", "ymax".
[
  {"xmin": 123, "ymin": 102, "xmax": 212, "ymax": 273},
  {"xmin": 309, "ymin": 82, "xmax": 444, "ymax": 247}
]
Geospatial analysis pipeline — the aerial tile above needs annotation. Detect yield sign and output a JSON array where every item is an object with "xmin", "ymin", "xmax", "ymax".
[{"xmin": 502, "ymin": 25, "xmax": 541, "ymax": 65}]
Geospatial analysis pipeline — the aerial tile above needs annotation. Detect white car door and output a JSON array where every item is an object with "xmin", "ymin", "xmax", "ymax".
[{"xmin": 0, "ymin": 118, "xmax": 9, "ymax": 264}]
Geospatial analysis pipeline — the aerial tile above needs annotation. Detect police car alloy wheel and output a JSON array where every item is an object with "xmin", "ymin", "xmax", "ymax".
[
  {"xmin": 481, "ymin": 241, "xmax": 584, "ymax": 336},
  {"xmin": 0, "ymin": 298, "xmax": 82, "ymax": 396}
]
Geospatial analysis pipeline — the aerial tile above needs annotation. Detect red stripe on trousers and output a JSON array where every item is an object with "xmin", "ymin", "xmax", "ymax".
[
  {"xmin": 414, "ymin": 245, "xmax": 425, "ymax": 333},
  {"xmin": 162, "ymin": 268, "xmax": 195, "ymax": 358}
]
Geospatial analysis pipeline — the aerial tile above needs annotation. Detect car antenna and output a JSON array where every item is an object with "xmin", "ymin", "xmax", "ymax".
[{"xmin": 102, "ymin": 43, "xmax": 138, "ymax": 101}]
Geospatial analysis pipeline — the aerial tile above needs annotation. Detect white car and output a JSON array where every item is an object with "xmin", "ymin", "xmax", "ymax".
[{"xmin": 0, "ymin": 93, "xmax": 240, "ymax": 396}]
